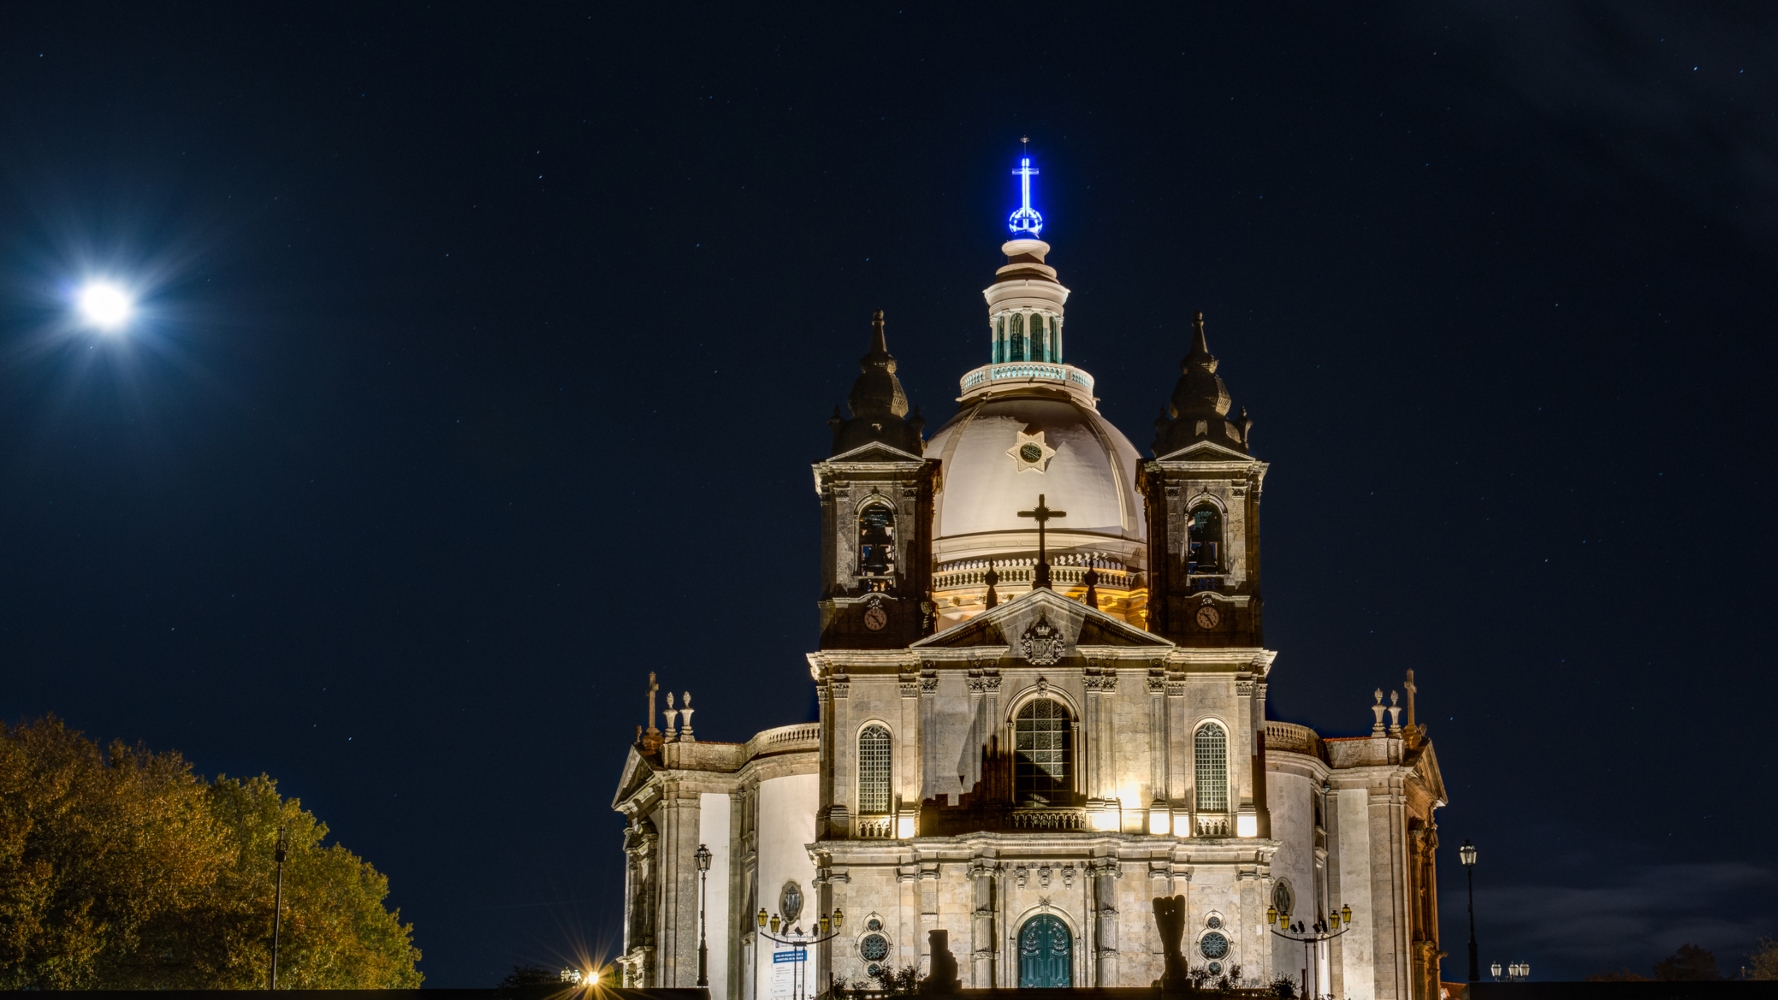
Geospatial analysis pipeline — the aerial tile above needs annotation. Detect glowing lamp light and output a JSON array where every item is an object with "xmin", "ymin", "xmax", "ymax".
[
  {"xmin": 1148, "ymin": 807, "xmax": 1170, "ymax": 836},
  {"xmin": 77, "ymin": 281, "xmax": 134, "ymax": 331}
]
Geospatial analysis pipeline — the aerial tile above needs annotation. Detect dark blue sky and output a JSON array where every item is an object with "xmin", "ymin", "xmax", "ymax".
[{"xmin": 2, "ymin": 1, "xmax": 1774, "ymax": 986}]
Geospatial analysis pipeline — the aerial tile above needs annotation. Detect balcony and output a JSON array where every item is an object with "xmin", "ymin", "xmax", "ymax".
[
  {"xmin": 855, "ymin": 815, "xmax": 894, "ymax": 839},
  {"xmin": 1009, "ymin": 806, "xmax": 1088, "ymax": 831}
]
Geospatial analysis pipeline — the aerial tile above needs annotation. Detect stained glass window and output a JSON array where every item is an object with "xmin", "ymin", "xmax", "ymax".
[
  {"xmin": 858, "ymin": 725, "xmax": 892, "ymax": 814},
  {"xmin": 1014, "ymin": 698, "xmax": 1073, "ymax": 802},
  {"xmin": 1200, "ymin": 931, "xmax": 1230, "ymax": 960},
  {"xmin": 860, "ymin": 934, "xmax": 890, "ymax": 962},
  {"xmin": 1195, "ymin": 724, "xmax": 1228, "ymax": 813}
]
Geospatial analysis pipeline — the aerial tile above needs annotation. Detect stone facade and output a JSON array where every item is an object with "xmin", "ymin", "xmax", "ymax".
[{"xmin": 611, "ymin": 177, "xmax": 1448, "ymax": 999}]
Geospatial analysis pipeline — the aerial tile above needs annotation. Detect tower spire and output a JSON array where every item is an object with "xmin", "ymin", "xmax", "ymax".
[{"xmin": 827, "ymin": 311, "xmax": 925, "ymax": 457}]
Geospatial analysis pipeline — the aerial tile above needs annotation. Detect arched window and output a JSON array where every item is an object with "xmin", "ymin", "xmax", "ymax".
[
  {"xmin": 858, "ymin": 724, "xmax": 892, "ymax": 814},
  {"xmin": 1194, "ymin": 724, "xmax": 1228, "ymax": 813},
  {"xmin": 994, "ymin": 316, "xmax": 1006, "ymax": 363},
  {"xmin": 1014, "ymin": 698, "xmax": 1073, "ymax": 803},
  {"xmin": 1010, "ymin": 313, "xmax": 1026, "ymax": 361},
  {"xmin": 1031, "ymin": 315, "xmax": 1048, "ymax": 361},
  {"xmin": 1187, "ymin": 505, "xmax": 1223, "ymax": 575},
  {"xmin": 857, "ymin": 502, "xmax": 896, "ymax": 578}
]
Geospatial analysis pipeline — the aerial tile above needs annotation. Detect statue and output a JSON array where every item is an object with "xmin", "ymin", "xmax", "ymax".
[
  {"xmin": 921, "ymin": 929, "xmax": 960, "ymax": 993},
  {"xmin": 1153, "ymin": 894, "xmax": 1191, "ymax": 991}
]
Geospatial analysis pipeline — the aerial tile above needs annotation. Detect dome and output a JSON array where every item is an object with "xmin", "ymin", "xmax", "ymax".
[{"xmin": 926, "ymin": 391, "xmax": 1144, "ymax": 549}]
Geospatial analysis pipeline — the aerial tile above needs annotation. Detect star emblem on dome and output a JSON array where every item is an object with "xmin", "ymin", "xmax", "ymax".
[{"xmin": 1007, "ymin": 430, "xmax": 1056, "ymax": 473}]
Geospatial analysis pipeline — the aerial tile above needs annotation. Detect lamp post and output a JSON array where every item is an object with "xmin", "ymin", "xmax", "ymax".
[
  {"xmin": 695, "ymin": 845, "xmax": 713, "ymax": 988},
  {"xmin": 269, "ymin": 827, "xmax": 288, "ymax": 990},
  {"xmin": 1459, "ymin": 840, "xmax": 1479, "ymax": 983},
  {"xmin": 757, "ymin": 907, "xmax": 844, "ymax": 1000},
  {"xmin": 1267, "ymin": 903, "xmax": 1352, "ymax": 999}
]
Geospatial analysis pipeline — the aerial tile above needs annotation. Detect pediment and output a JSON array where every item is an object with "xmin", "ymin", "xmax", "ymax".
[
  {"xmin": 824, "ymin": 441, "xmax": 926, "ymax": 464},
  {"xmin": 1411, "ymin": 740, "xmax": 1448, "ymax": 805},
  {"xmin": 912, "ymin": 587, "xmax": 1172, "ymax": 656},
  {"xmin": 611, "ymin": 746, "xmax": 657, "ymax": 810},
  {"xmin": 1152, "ymin": 438, "xmax": 1253, "ymax": 463}
]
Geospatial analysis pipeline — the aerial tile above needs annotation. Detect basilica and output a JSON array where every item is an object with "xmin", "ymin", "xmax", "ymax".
[{"xmin": 611, "ymin": 153, "xmax": 1447, "ymax": 1000}]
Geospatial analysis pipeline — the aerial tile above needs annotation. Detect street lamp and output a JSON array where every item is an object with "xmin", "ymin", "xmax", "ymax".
[
  {"xmin": 757, "ymin": 906, "xmax": 844, "ymax": 1000},
  {"xmin": 1459, "ymin": 840, "xmax": 1478, "ymax": 983},
  {"xmin": 1489, "ymin": 961, "xmax": 1529, "ymax": 982},
  {"xmin": 269, "ymin": 827, "xmax": 287, "ymax": 990},
  {"xmin": 1267, "ymin": 902, "xmax": 1353, "ymax": 998},
  {"xmin": 695, "ymin": 844, "xmax": 713, "ymax": 988}
]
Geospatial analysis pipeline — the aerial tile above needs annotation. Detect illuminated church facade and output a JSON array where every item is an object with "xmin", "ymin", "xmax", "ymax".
[{"xmin": 611, "ymin": 153, "xmax": 1448, "ymax": 1000}]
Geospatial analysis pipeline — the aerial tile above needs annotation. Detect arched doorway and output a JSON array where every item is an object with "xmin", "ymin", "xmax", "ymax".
[{"xmin": 1018, "ymin": 914, "xmax": 1072, "ymax": 988}]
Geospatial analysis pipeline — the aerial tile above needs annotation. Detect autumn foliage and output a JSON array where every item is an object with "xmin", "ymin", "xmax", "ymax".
[{"xmin": 0, "ymin": 716, "xmax": 420, "ymax": 988}]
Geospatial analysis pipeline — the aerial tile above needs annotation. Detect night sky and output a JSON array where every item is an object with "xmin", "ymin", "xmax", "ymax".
[{"xmin": 3, "ymin": 2, "xmax": 1775, "ymax": 986}]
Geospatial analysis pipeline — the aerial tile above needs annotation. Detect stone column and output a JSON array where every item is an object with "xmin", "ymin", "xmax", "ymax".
[
  {"xmin": 1148, "ymin": 666, "xmax": 1167, "ymax": 814},
  {"xmin": 657, "ymin": 782, "xmax": 704, "ymax": 987},
  {"xmin": 829, "ymin": 672, "xmax": 851, "ymax": 836},
  {"xmin": 919, "ymin": 667, "xmax": 939, "ymax": 802},
  {"xmin": 1093, "ymin": 858, "xmax": 1121, "ymax": 985},
  {"xmin": 900, "ymin": 669, "xmax": 921, "ymax": 818},
  {"xmin": 969, "ymin": 859, "xmax": 998, "ymax": 987}
]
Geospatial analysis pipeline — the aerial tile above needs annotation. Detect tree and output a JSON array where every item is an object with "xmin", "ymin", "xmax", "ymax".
[
  {"xmin": 0, "ymin": 716, "xmax": 420, "ymax": 988},
  {"xmin": 1653, "ymin": 943, "xmax": 1720, "ymax": 981},
  {"xmin": 1749, "ymin": 938, "xmax": 1778, "ymax": 981}
]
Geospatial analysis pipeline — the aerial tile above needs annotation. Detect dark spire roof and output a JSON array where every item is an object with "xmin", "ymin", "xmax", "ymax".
[
  {"xmin": 829, "ymin": 310, "xmax": 926, "ymax": 457},
  {"xmin": 1151, "ymin": 311, "xmax": 1254, "ymax": 457}
]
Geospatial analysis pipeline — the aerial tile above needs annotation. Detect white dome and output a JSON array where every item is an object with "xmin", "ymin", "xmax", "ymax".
[{"xmin": 924, "ymin": 380, "xmax": 1145, "ymax": 567}]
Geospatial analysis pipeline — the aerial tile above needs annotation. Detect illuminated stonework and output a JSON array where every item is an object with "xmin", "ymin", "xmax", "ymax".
[{"xmin": 611, "ymin": 158, "xmax": 1449, "ymax": 1000}]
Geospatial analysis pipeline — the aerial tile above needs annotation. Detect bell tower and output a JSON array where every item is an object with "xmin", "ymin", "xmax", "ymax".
[
  {"xmin": 1140, "ymin": 312, "xmax": 1267, "ymax": 646},
  {"xmin": 813, "ymin": 311, "xmax": 940, "ymax": 649}
]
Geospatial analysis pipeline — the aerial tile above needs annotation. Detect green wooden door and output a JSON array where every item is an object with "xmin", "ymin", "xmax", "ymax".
[{"xmin": 1018, "ymin": 915, "xmax": 1072, "ymax": 988}]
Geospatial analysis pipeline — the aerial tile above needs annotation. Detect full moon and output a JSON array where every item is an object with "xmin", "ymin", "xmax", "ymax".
[{"xmin": 77, "ymin": 281, "xmax": 134, "ymax": 330}]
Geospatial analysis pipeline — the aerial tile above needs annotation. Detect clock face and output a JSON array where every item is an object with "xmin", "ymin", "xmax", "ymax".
[
  {"xmin": 863, "ymin": 605, "xmax": 888, "ymax": 631},
  {"xmin": 1195, "ymin": 604, "xmax": 1222, "ymax": 629}
]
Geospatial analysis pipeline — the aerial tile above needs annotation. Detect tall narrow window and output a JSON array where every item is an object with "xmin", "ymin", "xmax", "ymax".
[
  {"xmin": 1194, "ymin": 724, "xmax": 1228, "ymax": 813},
  {"xmin": 858, "ymin": 502, "xmax": 897, "ymax": 578},
  {"xmin": 1010, "ymin": 313, "xmax": 1026, "ymax": 361},
  {"xmin": 1031, "ymin": 315, "xmax": 1048, "ymax": 361},
  {"xmin": 1014, "ymin": 698, "xmax": 1073, "ymax": 803},
  {"xmin": 1187, "ymin": 505, "xmax": 1223, "ymax": 575},
  {"xmin": 994, "ymin": 316, "xmax": 1006, "ymax": 363},
  {"xmin": 1053, "ymin": 317, "xmax": 1062, "ymax": 362},
  {"xmin": 858, "ymin": 724, "xmax": 892, "ymax": 814}
]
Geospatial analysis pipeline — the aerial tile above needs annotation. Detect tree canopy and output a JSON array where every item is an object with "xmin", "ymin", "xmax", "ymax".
[{"xmin": 0, "ymin": 716, "xmax": 420, "ymax": 988}]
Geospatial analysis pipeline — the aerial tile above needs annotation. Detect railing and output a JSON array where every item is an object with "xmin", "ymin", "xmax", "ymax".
[
  {"xmin": 1010, "ymin": 806, "xmax": 1088, "ymax": 831},
  {"xmin": 932, "ymin": 555, "xmax": 1136, "ymax": 593},
  {"xmin": 959, "ymin": 363, "xmax": 1095, "ymax": 397},
  {"xmin": 855, "ymin": 815, "xmax": 894, "ymax": 839},
  {"xmin": 1264, "ymin": 721, "xmax": 1322, "ymax": 755},
  {"xmin": 743, "ymin": 723, "xmax": 821, "ymax": 761},
  {"xmin": 1196, "ymin": 813, "xmax": 1231, "ymax": 837}
]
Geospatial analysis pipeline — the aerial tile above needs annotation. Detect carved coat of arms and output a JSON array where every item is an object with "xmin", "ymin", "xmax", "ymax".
[{"xmin": 1021, "ymin": 613, "xmax": 1065, "ymax": 665}]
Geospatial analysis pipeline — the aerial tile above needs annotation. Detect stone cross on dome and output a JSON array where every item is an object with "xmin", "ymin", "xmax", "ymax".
[
  {"xmin": 1008, "ymin": 137, "xmax": 1044, "ymax": 238},
  {"xmin": 1017, "ymin": 494, "xmax": 1066, "ymax": 589}
]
